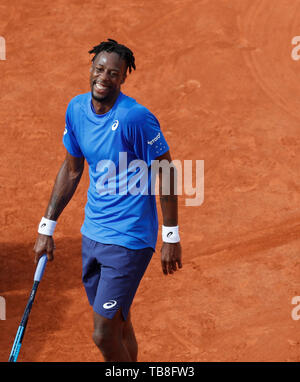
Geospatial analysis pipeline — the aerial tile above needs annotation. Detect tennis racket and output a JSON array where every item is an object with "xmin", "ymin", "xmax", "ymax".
[{"xmin": 8, "ymin": 254, "xmax": 48, "ymax": 362}]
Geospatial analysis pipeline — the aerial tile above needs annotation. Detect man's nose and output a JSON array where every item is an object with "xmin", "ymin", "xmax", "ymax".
[{"xmin": 98, "ymin": 70, "xmax": 110, "ymax": 82}]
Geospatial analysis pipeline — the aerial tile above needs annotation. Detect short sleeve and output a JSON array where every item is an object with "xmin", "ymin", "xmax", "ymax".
[
  {"xmin": 126, "ymin": 107, "xmax": 169, "ymax": 166},
  {"xmin": 63, "ymin": 101, "xmax": 84, "ymax": 158}
]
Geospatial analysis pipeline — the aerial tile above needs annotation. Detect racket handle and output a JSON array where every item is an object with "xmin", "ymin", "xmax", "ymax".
[{"xmin": 34, "ymin": 254, "xmax": 48, "ymax": 282}]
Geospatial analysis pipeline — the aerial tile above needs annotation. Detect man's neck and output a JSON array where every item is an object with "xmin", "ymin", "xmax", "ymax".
[{"xmin": 91, "ymin": 91, "xmax": 120, "ymax": 115}]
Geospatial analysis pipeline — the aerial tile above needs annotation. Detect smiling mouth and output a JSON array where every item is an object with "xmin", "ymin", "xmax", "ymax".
[{"xmin": 94, "ymin": 82, "xmax": 110, "ymax": 92}]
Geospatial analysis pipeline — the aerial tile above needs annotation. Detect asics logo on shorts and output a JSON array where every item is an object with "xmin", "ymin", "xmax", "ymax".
[
  {"xmin": 103, "ymin": 300, "xmax": 117, "ymax": 309},
  {"xmin": 111, "ymin": 120, "xmax": 119, "ymax": 131}
]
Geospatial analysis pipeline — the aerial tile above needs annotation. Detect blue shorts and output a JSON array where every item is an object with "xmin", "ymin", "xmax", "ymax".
[{"xmin": 81, "ymin": 235, "xmax": 154, "ymax": 320}]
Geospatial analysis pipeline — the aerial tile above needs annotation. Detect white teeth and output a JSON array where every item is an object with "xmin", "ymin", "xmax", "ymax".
[{"xmin": 95, "ymin": 83, "xmax": 108, "ymax": 90}]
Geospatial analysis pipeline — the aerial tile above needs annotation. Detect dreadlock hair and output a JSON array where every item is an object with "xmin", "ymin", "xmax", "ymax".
[{"xmin": 88, "ymin": 38, "xmax": 136, "ymax": 74}]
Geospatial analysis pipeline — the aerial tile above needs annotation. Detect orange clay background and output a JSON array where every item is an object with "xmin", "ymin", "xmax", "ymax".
[{"xmin": 1, "ymin": 0, "xmax": 300, "ymax": 362}]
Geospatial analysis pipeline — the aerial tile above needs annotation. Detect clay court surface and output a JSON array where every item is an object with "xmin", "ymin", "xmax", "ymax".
[{"xmin": 1, "ymin": 0, "xmax": 300, "ymax": 362}]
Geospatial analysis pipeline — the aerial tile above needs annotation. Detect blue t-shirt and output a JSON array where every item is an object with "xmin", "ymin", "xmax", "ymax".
[{"xmin": 63, "ymin": 91, "xmax": 169, "ymax": 251}]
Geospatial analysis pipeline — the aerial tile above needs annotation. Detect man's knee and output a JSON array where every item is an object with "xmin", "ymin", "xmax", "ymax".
[
  {"xmin": 92, "ymin": 310, "xmax": 123, "ymax": 349},
  {"xmin": 92, "ymin": 329, "xmax": 108, "ymax": 349}
]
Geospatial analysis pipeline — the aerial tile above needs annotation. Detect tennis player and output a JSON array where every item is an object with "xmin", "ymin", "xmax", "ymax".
[{"xmin": 33, "ymin": 39, "xmax": 182, "ymax": 362}]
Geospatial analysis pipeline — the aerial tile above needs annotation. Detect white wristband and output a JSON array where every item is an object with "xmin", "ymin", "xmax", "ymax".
[
  {"xmin": 38, "ymin": 217, "xmax": 57, "ymax": 236},
  {"xmin": 162, "ymin": 225, "xmax": 180, "ymax": 243}
]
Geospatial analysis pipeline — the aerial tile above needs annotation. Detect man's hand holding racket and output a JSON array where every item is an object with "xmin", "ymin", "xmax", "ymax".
[{"xmin": 33, "ymin": 233, "xmax": 55, "ymax": 264}]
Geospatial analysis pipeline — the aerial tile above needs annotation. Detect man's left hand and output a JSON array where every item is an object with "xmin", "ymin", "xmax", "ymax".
[{"xmin": 161, "ymin": 242, "xmax": 182, "ymax": 275}]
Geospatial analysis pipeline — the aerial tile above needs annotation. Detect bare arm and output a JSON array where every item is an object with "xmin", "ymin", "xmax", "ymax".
[
  {"xmin": 33, "ymin": 151, "xmax": 84, "ymax": 263},
  {"xmin": 156, "ymin": 150, "xmax": 182, "ymax": 275},
  {"xmin": 44, "ymin": 152, "xmax": 84, "ymax": 220}
]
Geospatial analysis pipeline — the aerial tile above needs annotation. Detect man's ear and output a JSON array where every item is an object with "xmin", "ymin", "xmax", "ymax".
[{"xmin": 121, "ymin": 73, "xmax": 127, "ymax": 85}]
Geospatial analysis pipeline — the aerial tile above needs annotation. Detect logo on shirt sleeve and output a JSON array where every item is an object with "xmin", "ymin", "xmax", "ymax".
[
  {"xmin": 64, "ymin": 124, "xmax": 68, "ymax": 135},
  {"xmin": 147, "ymin": 132, "xmax": 160, "ymax": 145}
]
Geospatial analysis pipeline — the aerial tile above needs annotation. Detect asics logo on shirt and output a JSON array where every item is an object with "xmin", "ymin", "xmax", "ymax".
[
  {"xmin": 111, "ymin": 120, "xmax": 119, "ymax": 131},
  {"xmin": 103, "ymin": 300, "xmax": 117, "ymax": 309}
]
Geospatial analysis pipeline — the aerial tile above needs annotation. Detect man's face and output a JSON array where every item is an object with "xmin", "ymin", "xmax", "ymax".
[{"xmin": 90, "ymin": 51, "xmax": 127, "ymax": 103}]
